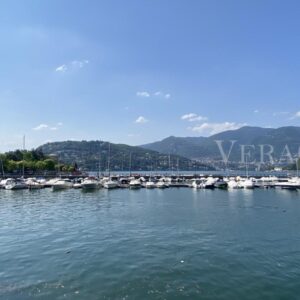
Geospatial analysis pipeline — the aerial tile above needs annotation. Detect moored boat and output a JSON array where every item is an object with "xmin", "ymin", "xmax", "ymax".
[
  {"xmin": 129, "ymin": 179, "xmax": 141, "ymax": 189},
  {"xmin": 5, "ymin": 178, "xmax": 27, "ymax": 190},
  {"xmin": 81, "ymin": 177, "xmax": 100, "ymax": 190},
  {"xmin": 52, "ymin": 179, "xmax": 73, "ymax": 191}
]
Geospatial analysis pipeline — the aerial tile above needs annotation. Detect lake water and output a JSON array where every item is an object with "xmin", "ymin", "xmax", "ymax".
[{"xmin": 1, "ymin": 188, "xmax": 300, "ymax": 299}]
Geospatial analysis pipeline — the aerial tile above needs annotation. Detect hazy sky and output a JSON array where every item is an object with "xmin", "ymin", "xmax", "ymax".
[{"xmin": 1, "ymin": 0, "xmax": 300, "ymax": 151}]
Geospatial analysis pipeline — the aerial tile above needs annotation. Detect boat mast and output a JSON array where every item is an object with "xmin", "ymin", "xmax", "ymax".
[
  {"xmin": 107, "ymin": 142, "xmax": 111, "ymax": 178},
  {"xmin": 129, "ymin": 152, "xmax": 132, "ymax": 176},
  {"xmin": 22, "ymin": 135, "xmax": 25, "ymax": 178},
  {"xmin": 0, "ymin": 155, "xmax": 4, "ymax": 177},
  {"xmin": 245, "ymin": 154, "xmax": 249, "ymax": 179},
  {"xmin": 98, "ymin": 142, "xmax": 101, "ymax": 178}
]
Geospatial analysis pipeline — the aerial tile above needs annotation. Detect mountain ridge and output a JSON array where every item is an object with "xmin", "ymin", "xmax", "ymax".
[{"xmin": 141, "ymin": 126, "xmax": 300, "ymax": 162}]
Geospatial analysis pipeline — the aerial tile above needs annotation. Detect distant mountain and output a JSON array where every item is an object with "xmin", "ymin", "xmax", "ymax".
[
  {"xmin": 141, "ymin": 126, "xmax": 300, "ymax": 162},
  {"xmin": 37, "ymin": 140, "xmax": 214, "ymax": 171}
]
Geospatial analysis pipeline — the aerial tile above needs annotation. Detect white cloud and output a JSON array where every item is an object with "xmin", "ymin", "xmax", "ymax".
[
  {"xmin": 188, "ymin": 122, "xmax": 246, "ymax": 135},
  {"xmin": 153, "ymin": 91, "xmax": 171, "ymax": 99},
  {"xmin": 181, "ymin": 113, "xmax": 208, "ymax": 122},
  {"xmin": 135, "ymin": 116, "xmax": 148, "ymax": 124},
  {"xmin": 55, "ymin": 64, "xmax": 67, "ymax": 72},
  {"xmin": 33, "ymin": 124, "xmax": 49, "ymax": 131},
  {"xmin": 136, "ymin": 91, "xmax": 150, "ymax": 98},
  {"xmin": 55, "ymin": 60, "xmax": 89, "ymax": 73},
  {"xmin": 33, "ymin": 122, "xmax": 63, "ymax": 131},
  {"xmin": 136, "ymin": 91, "xmax": 171, "ymax": 99}
]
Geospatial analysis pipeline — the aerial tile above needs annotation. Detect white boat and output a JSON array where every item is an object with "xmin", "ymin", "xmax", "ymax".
[
  {"xmin": 191, "ymin": 179, "xmax": 202, "ymax": 189},
  {"xmin": 227, "ymin": 179, "xmax": 240, "ymax": 189},
  {"xmin": 73, "ymin": 182, "xmax": 82, "ymax": 189},
  {"xmin": 26, "ymin": 178, "xmax": 43, "ymax": 189},
  {"xmin": 145, "ymin": 181, "xmax": 156, "ymax": 189},
  {"xmin": 5, "ymin": 178, "xmax": 28, "ymax": 190},
  {"xmin": 203, "ymin": 177, "xmax": 216, "ymax": 189},
  {"xmin": 240, "ymin": 178, "xmax": 255, "ymax": 189},
  {"xmin": 52, "ymin": 179, "xmax": 73, "ymax": 191},
  {"xmin": 255, "ymin": 176, "xmax": 278, "ymax": 188},
  {"xmin": 129, "ymin": 179, "xmax": 141, "ymax": 189},
  {"xmin": 0, "ymin": 178, "xmax": 11, "ymax": 188},
  {"xmin": 275, "ymin": 178, "xmax": 300, "ymax": 190},
  {"xmin": 103, "ymin": 179, "xmax": 119, "ymax": 189},
  {"xmin": 81, "ymin": 177, "xmax": 100, "ymax": 190},
  {"xmin": 44, "ymin": 178, "xmax": 60, "ymax": 188},
  {"xmin": 156, "ymin": 181, "xmax": 166, "ymax": 188}
]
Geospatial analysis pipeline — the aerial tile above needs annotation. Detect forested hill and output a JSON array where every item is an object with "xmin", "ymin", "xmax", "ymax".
[{"xmin": 37, "ymin": 140, "xmax": 214, "ymax": 171}]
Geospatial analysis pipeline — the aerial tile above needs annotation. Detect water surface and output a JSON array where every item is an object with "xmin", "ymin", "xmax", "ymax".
[{"xmin": 1, "ymin": 188, "xmax": 300, "ymax": 299}]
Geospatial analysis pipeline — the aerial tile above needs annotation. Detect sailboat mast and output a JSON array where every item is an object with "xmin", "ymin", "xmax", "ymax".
[
  {"xmin": 22, "ymin": 135, "xmax": 25, "ymax": 178},
  {"xmin": 129, "ymin": 152, "xmax": 132, "ymax": 176},
  {"xmin": 245, "ymin": 154, "xmax": 249, "ymax": 179},
  {"xmin": 0, "ymin": 155, "xmax": 4, "ymax": 177},
  {"xmin": 98, "ymin": 142, "xmax": 101, "ymax": 178},
  {"xmin": 107, "ymin": 143, "xmax": 111, "ymax": 178}
]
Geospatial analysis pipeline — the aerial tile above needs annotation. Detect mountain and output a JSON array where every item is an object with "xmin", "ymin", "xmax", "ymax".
[
  {"xmin": 141, "ymin": 126, "xmax": 300, "ymax": 162},
  {"xmin": 37, "ymin": 140, "xmax": 214, "ymax": 171}
]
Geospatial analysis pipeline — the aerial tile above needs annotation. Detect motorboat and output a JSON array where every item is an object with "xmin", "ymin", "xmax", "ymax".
[
  {"xmin": 156, "ymin": 181, "xmax": 166, "ymax": 188},
  {"xmin": 52, "ymin": 179, "xmax": 73, "ymax": 191},
  {"xmin": 275, "ymin": 178, "xmax": 300, "ymax": 190},
  {"xmin": 145, "ymin": 181, "xmax": 156, "ymax": 189},
  {"xmin": 255, "ymin": 176, "xmax": 278, "ymax": 188},
  {"xmin": 26, "ymin": 178, "xmax": 43, "ymax": 189},
  {"xmin": 227, "ymin": 179, "xmax": 241, "ymax": 189},
  {"xmin": 5, "ymin": 178, "xmax": 28, "ymax": 190},
  {"xmin": 239, "ymin": 178, "xmax": 255, "ymax": 189},
  {"xmin": 129, "ymin": 179, "xmax": 141, "ymax": 189},
  {"xmin": 44, "ymin": 178, "xmax": 60, "ymax": 188},
  {"xmin": 203, "ymin": 177, "xmax": 216, "ymax": 189},
  {"xmin": 102, "ymin": 178, "xmax": 119, "ymax": 189},
  {"xmin": 81, "ymin": 177, "xmax": 100, "ymax": 190},
  {"xmin": 214, "ymin": 179, "xmax": 228, "ymax": 189}
]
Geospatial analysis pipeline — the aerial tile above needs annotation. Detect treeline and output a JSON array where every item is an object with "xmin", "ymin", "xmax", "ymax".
[{"xmin": 0, "ymin": 149, "xmax": 76, "ymax": 173}]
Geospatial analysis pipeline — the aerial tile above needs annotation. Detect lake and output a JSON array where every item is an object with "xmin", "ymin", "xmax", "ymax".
[{"xmin": 1, "ymin": 188, "xmax": 300, "ymax": 299}]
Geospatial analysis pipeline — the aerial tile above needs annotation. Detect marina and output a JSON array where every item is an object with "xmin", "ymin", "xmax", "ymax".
[{"xmin": 1, "ymin": 174, "xmax": 300, "ymax": 191}]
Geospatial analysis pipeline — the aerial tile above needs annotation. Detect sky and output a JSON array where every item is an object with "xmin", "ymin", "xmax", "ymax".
[{"xmin": 1, "ymin": 0, "xmax": 300, "ymax": 151}]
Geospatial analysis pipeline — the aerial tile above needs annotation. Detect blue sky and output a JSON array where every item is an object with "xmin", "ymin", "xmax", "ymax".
[{"xmin": 1, "ymin": 0, "xmax": 300, "ymax": 151}]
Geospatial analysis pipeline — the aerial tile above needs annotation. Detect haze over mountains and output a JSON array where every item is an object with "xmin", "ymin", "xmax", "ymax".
[{"xmin": 141, "ymin": 126, "xmax": 300, "ymax": 162}]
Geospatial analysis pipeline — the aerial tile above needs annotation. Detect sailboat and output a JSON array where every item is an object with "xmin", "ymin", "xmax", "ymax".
[
  {"xmin": 240, "ymin": 156, "xmax": 255, "ymax": 189},
  {"xmin": 146, "ymin": 165, "xmax": 156, "ymax": 188},
  {"xmin": 103, "ymin": 143, "xmax": 118, "ymax": 189}
]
